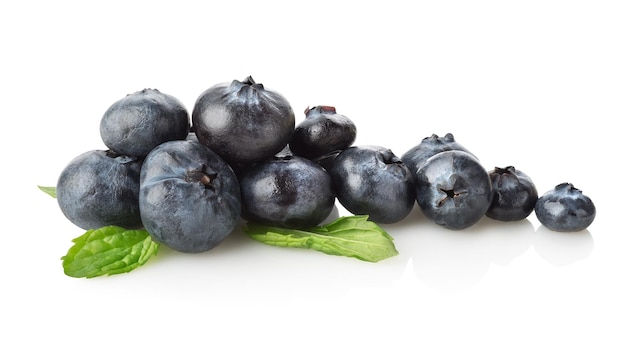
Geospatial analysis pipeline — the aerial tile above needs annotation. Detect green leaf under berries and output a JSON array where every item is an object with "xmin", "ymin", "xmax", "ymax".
[
  {"xmin": 38, "ymin": 185, "xmax": 56, "ymax": 198},
  {"xmin": 243, "ymin": 215, "xmax": 398, "ymax": 262},
  {"xmin": 61, "ymin": 226, "xmax": 160, "ymax": 278}
]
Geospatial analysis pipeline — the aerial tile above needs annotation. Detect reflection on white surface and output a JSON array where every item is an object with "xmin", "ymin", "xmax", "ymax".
[
  {"xmin": 405, "ymin": 216, "xmax": 535, "ymax": 292},
  {"xmin": 363, "ymin": 206, "xmax": 595, "ymax": 293},
  {"xmin": 533, "ymin": 225, "xmax": 594, "ymax": 266}
]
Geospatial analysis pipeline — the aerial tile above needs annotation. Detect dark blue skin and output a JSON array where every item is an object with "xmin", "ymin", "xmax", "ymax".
[
  {"xmin": 280, "ymin": 140, "xmax": 341, "ymax": 172},
  {"xmin": 329, "ymin": 145, "xmax": 415, "ymax": 224},
  {"xmin": 313, "ymin": 150, "xmax": 342, "ymax": 172},
  {"xmin": 239, "ymin": 155, "xmax": 335, "ymax": 229},
  {"xmin": 192, "ymin": 76, "xmax": 295, "ymax": 167},
  {"xmin": 401, "ymin": 133, "xmax": 476, "ymax": 180},
  {"xmin": 535, "ymin": 183, "xmax": 596, "ymax": 232},
  {"xmin": 486, "ymin": 166, "xmax": 538, "ymax": 221},
  {"xmin": 100, "ymin": 88, "xmax": 190, "ymax": 158},
  {"xmin": 415, "ymin": 150, "xmax": 492, "ymax": 230},
  {"xmin": 56, "ymin": 150, "xmax": 143, "ymax": 230},
  {"xmin": 139, "ymin": 139, "xmax": 242, "ymax": 253},
  {"xmin": 289, "ymin": 105, "xmax": 357, "ymax": 160}
]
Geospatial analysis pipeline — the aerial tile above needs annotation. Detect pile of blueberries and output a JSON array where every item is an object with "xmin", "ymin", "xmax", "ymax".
[{"xmin": 55, "ymin": 76, "xmax": 597, "ymax": 253}]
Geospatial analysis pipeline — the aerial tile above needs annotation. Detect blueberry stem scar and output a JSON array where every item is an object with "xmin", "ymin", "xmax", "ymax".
[
  {"xmin": 186, "ymin": 165, "xmax": 217, "ymax": 190},
  {"xmin": 436, "ymin": 188, "xmax": 468, "ymax": 207}
]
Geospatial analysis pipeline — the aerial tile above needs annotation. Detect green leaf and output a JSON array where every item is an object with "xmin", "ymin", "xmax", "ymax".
[
  {"xmin": 61, "ymin": 226, "xmax": 160, "ymax": 278},
  {"xmin": 38, "ymin": 185, "xmax": 57, "ymax": 198},
  {"xmin": 243, "ymin": 215, "xmax": 398, "ymax": 262}
]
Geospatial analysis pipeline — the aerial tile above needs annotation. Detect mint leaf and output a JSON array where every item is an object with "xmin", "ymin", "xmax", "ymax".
[
  {"xmin": 38, "ymin": 185, "xmax": 56, "ymax": 198},
  {"xmin": 243, "ymin": 215, "xmax": 398, "ymax": 262},
  {"xmin": 61, "ymin": 226, "xmax": 160, "ymax": 278}
]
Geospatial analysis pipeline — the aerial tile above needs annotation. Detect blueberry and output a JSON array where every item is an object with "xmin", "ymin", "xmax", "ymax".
[
  {"xmin": 486, "ymin": 166, "xmax": 538, "ymax": 221},
  {"xmin": 312, "ymin": 150, "xmax": 342, "ymax": 172},
  {"xmin": 192, "ymin": 76, "xmax": 295, "ymax": 167},
  {"xmin": 56, "ymin": 150, "xmax": 143, "ymax": 230},
  {"xmin": 534, "ymin": 183, "xmax": 596, "ymax": 232},
  {"xmin": 239, "ymin": 155, "xmax": 335, "ymax": 229},
  {"xmin": 289, "ymin": 105, "xmax": 357, "ymax": 160},
  {"xmin": 415, "ymin": 150, "xmax": 492, "ymax": 230},
  {"xmin": 329, "ymin": 145, "xmax": 415, "ymax": 224},
  {"xmin": 401, "ymin": 133, "xmax": 476, "ymax": 180},
  {"xmin": 139, "ymin": 139, "xmax": 242, "ymax": 253},
  {"xmin": 100, "ymin": 88, "xmax": 190, "ymax": 158}
]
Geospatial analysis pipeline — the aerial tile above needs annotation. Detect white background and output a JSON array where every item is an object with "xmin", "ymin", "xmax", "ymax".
[{"xmin": 2, "ymin": 1, "xmax": 624, "ymax": 336}]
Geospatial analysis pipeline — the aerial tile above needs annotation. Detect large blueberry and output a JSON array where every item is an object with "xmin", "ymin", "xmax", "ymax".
[
  {"xmin": 56, "ymin": 150, "xmax": 143, "ymax": 230},
  {"xmin": 534, "ymin": 183, "xmax": 596, "ymax": 232},
  {"xmin": 486, "ymin": 166, "xmax": 538, "ymax": 221},
  {"xmin": 100, "ymin": 88, "xmax": 190, "ymax": 158},
  {"xmin": 415, "ymin": 150, "xmax": 492, "ymax": 230},
  {"xmin": 139, "ymin": 139, "xmax": 242, "ymax": 253},
  {"xmin": 401, "ymin": 133, "xmax": 475, "ymax": 180},
  {"xmin": 192, "ymin": 76, "xmax": 295, "ymax": 167},
  {"xmin": 329, "ymin": 145, "xmax": 415, "ymax": 224},
  {"xmin": 289, "ymin": 105, "xmax": 357, "ymax": 160},
  {"xmin": 239, "ymin": 155, "xmax": 335, "ymax": 229}
]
